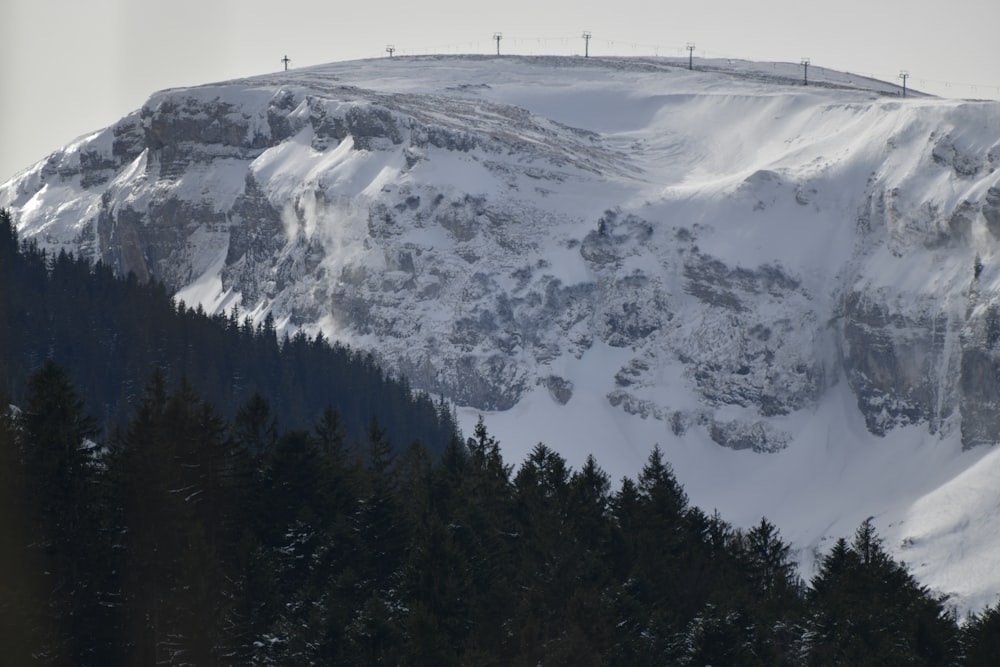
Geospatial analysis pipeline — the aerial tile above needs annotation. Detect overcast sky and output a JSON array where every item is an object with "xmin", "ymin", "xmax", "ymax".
[{"xmin": 2, "ymin": 0, "xmax": 998, "ymax": 181}]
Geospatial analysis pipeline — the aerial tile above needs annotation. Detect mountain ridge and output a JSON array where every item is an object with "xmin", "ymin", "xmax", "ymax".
[{"xmin": 4, "ymin": 54, "xmax": 1000, "ymax": 612}]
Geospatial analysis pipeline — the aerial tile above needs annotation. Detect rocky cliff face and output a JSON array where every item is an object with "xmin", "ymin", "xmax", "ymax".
[{"xmin": 4, "ymin": 55, "xmax": 1000, "ymax": 454}]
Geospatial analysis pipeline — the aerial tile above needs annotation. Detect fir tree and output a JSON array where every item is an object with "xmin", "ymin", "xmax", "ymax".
[
  {"xmin": 0, "ymin": 393, "xmax": 49, "ymax": 663},
  {"xmin": 16, "ymin": 359, "xmax": 111, "ymax": 663},
  {"xmin": 805, "ymin": 519, "xmax": 958, "ymax": 666},
  {"xmin": 961, "ymin": 598, "xmax": 1000, "ymax": 666}
]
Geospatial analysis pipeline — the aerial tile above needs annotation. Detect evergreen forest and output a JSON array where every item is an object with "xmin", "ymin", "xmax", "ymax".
[
  {"xmin": 3, "ymin": 208, "xmax": 1000, "ymax": 665},
  {"xmin": 0, "ymin": 209, "xmax": 457, "ymax": 452}
]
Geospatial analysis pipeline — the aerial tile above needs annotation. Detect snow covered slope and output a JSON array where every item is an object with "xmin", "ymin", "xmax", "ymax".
[{"xmin": 4, "ymin": 55, "xmax": 1000, "ymax": 613}]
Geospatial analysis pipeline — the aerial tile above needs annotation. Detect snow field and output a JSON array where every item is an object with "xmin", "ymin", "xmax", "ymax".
[{"xmin": 5, "ymin": 54, "xmax": 1000, "ymax": 615}]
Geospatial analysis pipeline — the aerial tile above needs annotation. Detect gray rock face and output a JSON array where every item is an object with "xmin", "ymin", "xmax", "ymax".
[
  {"xmin": 542, "ymin": 375, "xmax": 574, "ymax": 405},
  {"xmin": 839, "ymin": 141, "xmax": 1000, "ymax": 448},
  {"xmin": 842, "ymin": 291, "xmax": 951, "ymax": 435},
  {"xmin": 841, "ymin": 277, "xmax": 1000, "ymax": 450},
  {"xmin": 222, "ymin": 175, "xmax": 290, "ymax": 305},
  {"xmin": 4, "ymin": 56, "xmax": 1000, "ymax": 454},
  {"xmin": 983, "ymin": 187, "xmax": 1000, "ymax": 238}
]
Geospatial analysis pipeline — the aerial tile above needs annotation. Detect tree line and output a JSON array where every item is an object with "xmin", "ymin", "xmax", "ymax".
[
  {"xmin": 2, "ymin": 360, "xmax": 1000, "ymax": 665},
  {"xmin": 0, "ymin": 208, "xmax": 457, "ymax": 452}
]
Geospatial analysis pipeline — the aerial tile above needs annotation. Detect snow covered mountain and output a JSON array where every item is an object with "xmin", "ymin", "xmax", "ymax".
[{"xmin": 4, "ymin": 54, "xmax": 1000, "ymax": 613}]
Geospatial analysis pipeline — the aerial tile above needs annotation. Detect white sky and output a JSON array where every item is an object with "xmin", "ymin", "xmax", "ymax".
[{"xmin": 2, "ymin": 0, "xmax": 998, "ymax": 181}]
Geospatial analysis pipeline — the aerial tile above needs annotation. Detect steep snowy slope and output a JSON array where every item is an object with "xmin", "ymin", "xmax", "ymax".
[{"xmin": 4, "ymin": 55, "xmax": 1000, "ymax": 613}]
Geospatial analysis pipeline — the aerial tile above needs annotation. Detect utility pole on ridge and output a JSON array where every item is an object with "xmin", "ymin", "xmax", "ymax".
[
  {"xmin": 582, "ymin": 31, "xmax": 592, "ymax": 57},
  {"xmin": 281, "ymin": 55, "xmax": 291, "ymax": 71},
  {"xmin": 386, "ymin": 45, "xmax": 395, "ymax": 58},
  {"xmin": 686, "ymin": 43, "xmax": 696, "ymax": 70},
  {"xmin": 801, "ymin": 58, "xmax": 810, "ymax": 85},
  {"xmin": 494, "ymin": 32, "xmax": 503, "ymax": 56},
  {"xmin": 899, "ymin": 70, "xmax": 909, "ymax": 97}
]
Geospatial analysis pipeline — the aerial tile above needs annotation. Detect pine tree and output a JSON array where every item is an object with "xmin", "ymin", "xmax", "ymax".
[
  {"xmin": 232, "ymin": 391, "xmax": 278, "ymax": 456},
  {"xmin": 0, "ymin": 393, "xmax": 50, "ymax": 663},
  {"xmin": 110, "ymin": 370, "xmax": 240, "ymax": 665},
  {"xmin": 637, "ymin": 446, "xmax": 690, "ymax": 653},
  {"xmin": 18, "ymin": 359, "xmax": 100, "ymax": 537},
  {"xmin": 739, "ymin": 517, "xmax": 802, "ymax": 604},
  {"xmin": 311, "ymin": 418, "xmax": 398, "ymax": 664},
  {"xmin": 165, "ymin": 379, "xmax": 241, "ymax": 665},
  {"xmin": 458, "ymin": 419, "xmax": 518, "ymax": 659},
  {"xmin": 961, "ymin": 598, "xmax": 1000, "ymax": 666},
  {"xmin": 397, "ymin": 434, "xmax": 473, "ymax": 662},
  {"xmin": 636, "ymin": 444, "xmax": 688, "ymax": 519},
  {"xmin": 512, "ymin": 444, "xmax": 573, "ymax": 661},
  {"xmin": 16, "ymin": 359, "xmax": 110, "ymax": 662},
  {"xmin": 805, "ymin": 519, "xmax": 958, "ymax": 666},
  {"xmin": 0, "ymin": 208, "xmax": 17, "ymax": 257}
]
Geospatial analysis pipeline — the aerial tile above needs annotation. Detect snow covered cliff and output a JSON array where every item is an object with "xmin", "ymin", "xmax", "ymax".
[{"xmin": 4, "ymin": 54, "xmax": 1000, "ymax": 612}]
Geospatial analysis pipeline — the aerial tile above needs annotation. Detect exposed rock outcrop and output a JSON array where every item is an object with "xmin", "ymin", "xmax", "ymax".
[{"xmin": 5, "ymin": 55, "xmax": 1000, "ymax": 454}]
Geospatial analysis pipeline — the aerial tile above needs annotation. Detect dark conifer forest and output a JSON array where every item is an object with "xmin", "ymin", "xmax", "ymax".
[
  {"xmin": 2, "ymin": 208, "xmax": 1000, "ymax": 665},
  {"xmin": 0, "ymin": 209, "xmax": 457, "ymax": 452}
]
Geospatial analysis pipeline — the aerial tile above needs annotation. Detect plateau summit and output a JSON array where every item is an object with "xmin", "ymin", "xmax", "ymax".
[{"xmin": 4, "ymin": 54, "xmax": 1000, "ymax": 613}]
